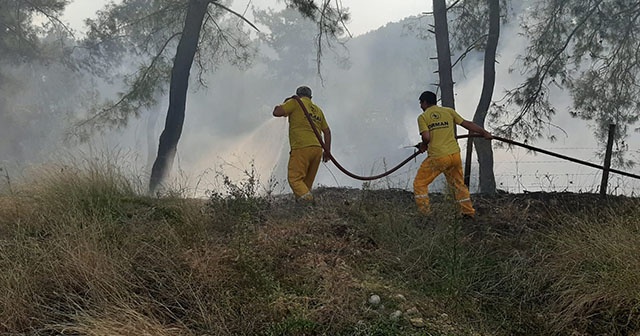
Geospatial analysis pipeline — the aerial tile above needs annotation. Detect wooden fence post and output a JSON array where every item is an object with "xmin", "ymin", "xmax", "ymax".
[{"xmin": 600, "ymin": 124, "xmax": 616, "ymax": 196}]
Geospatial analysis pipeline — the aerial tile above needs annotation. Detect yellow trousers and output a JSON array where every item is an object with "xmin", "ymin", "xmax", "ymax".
[
  {"xmin": 288, "ymin": 146, "xmax": 323, "ymax": 200},
  {"xmin": 413, "ymin": 152, "xmax": 475, "ymax": 216}
]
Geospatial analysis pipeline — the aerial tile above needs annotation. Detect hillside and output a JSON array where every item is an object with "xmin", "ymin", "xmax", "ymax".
[{"xmin": 1, "ymin": 168, "xmax": 639, "ymax": 335}]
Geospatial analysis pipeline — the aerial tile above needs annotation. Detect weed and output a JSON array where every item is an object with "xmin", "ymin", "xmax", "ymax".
[
  {"xmin": 207, "ymin": 161, "xmax": 271, "ymax": 228},
  {"xmin": 263, "ymin": 316, "xmax": 320, "ymax": 336}
]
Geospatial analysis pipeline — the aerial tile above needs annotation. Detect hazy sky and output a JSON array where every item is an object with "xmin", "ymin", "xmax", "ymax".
[{"xmin": 62, "ymin": 0, "xmax": 431, "ymax": 37}]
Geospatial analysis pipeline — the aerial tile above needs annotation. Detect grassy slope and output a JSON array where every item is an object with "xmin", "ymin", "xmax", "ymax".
[{"xmin": 0, "ymin": 166, "xmax": 639, "ymax": 335}]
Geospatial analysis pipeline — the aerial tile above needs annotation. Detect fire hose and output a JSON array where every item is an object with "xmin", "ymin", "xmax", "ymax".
[{"xmin": 292, "ymin": 96, "xmax": 640, "ymax": 181}]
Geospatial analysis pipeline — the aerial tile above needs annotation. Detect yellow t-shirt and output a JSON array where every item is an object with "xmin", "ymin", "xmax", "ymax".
[
  {"xmin": 281, "ymin": 97, "xmax": 329, "ymax": 150},
  {"xmin": 417, "ymin": 105, "xmax": 464, "ymax": 158}
]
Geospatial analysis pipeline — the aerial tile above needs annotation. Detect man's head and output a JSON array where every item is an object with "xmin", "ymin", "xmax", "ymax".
[
  {"xmin": 296, "ymin": 86, "xmax": 312, "ymax": 98},
  {"xmin": 419, "ymin": 91, "xmax": 437, "ymax": 105}
]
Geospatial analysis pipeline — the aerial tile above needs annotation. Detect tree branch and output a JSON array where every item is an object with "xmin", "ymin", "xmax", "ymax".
[
  {"xmin": 75, "ymin": 31, "xmax": 182, "ymax": 129},
  {"xmin": 423, "ymin": 0, "xmax": 463, "ymax": 15},
  {"xmin": 209, "ymin": 0, "xmax": 260, "ymax": 32},
  {"xmin": 0, "ymin": 21, "xmax": 40, "ymax": 51},
  {"xmin": 513, "ymin": 0, "xmax": 606, "ymax": 119},
  {"xmin": 23, "ymin": 0, "xmax": 74, "ymax": 37},
  {"xmin": 451, "ymin": 33, "xmax": 488, "ymax": 68}
]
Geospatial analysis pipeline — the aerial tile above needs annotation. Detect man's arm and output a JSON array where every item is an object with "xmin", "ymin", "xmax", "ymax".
[
  {"xmin": 322, "ymin": 127, "xmax": 332, "ymax": 162},
  {"xmin": 273, "ymin": 105, "xmax": 286, "ymax": 117},
  {"xmin": 418, "ymin": 130, "xmax": 430, "ymax": 153},
  {"xmin": 274, "ymin": 96, "xmax": 297, "ymax": 117},
  {"xmin": 460, "ymin": 120, "xmax": 493, "ymax": 139}
]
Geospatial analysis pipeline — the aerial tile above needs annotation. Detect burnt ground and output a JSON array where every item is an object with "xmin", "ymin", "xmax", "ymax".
[{"xmin": 309, "ymin": 187, "xmax": 639, "ymax": 232}]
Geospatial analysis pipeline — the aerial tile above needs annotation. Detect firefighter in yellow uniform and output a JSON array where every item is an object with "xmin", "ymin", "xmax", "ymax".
[
  {"xmin": 273, "ymin": 86, "xmax": 332, "ymax": 202},
  {"xmin": 414, "ymin": 91, "xmax": 492, "ymax": 218}
]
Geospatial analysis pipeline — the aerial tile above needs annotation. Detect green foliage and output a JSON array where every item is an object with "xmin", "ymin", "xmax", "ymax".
[
  {"xmin": 0, "ymin": 0, "xmax": 68, "ymax": 62},
  {"xmin": 285, "ymin": 0, "xmax": 350, "ymax": 30},
  {"xmin": 494, "ymin": 0, "xmax": 640, "ymax": 164},
  {"xmin": 449, "ymin": 0, "xmax": 511, "ymax": 51},
  {"xmin": 0, "ymin": 1, "xmax": 90, "ymax": 165}
]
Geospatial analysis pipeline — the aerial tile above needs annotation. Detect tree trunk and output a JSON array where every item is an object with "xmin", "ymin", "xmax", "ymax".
[
  {"xmin": 146, "ymin": 105, "xmax": 159, "ymax": 171},
  {"xmin": 433, "ymin": 0, "xmax": 455, "ymax": 109},
  {"xmin": 469, "ymin": 0, "xmax": 500, "ymax": 194},
  {"xmin": 149, "ymin": 0, "xmax": 208, "ymax": 193}
]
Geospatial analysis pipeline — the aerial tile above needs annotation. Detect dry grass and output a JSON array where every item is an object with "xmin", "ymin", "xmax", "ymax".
[
  {"xmin": 543, "ymin": 205, "xmax": 640, "ymax": 334},
  {"xmin": 0, "ymin": 162, "xmax": 639, "ymax": 335}
]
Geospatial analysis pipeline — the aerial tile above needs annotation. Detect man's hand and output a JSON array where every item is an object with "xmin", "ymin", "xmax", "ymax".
[
  {"xmin": 416, "ymin": 142, "xmax": 428, "ymax": 153},
  {"xmin": 323, "ymin": 151, "xmax": 332, "ymax": 162}
]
